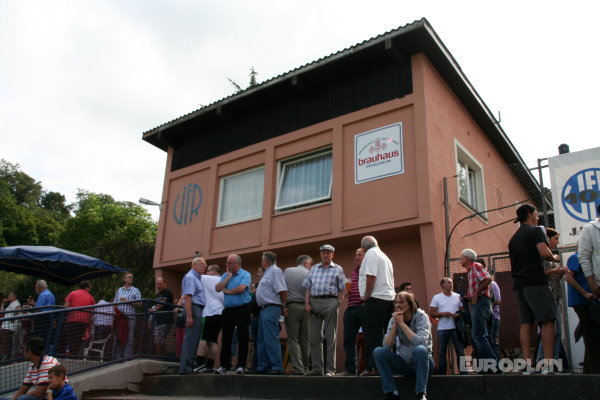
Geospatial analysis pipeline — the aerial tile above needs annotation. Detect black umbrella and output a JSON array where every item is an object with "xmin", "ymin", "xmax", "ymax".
[{"xmin": 0, "ymin": 245, "xmax": 127, "ymax": 285}]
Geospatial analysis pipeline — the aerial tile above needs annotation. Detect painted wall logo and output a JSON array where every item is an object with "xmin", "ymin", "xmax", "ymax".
[
  {"xmin": 561, "ymin": 167, "xmax": 600, "ymax": 222},
  {"xmin": 173, "ymin": 183, "xmax": 202, "ymax": 225},
  {"xmin": 355, "ymin": 123, "xmax": 404, "ymax": 184}
]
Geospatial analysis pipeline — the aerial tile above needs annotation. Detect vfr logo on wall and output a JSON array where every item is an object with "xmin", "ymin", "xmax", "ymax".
[
  {"xmin": 355, "ymin": 123, "xmax": 404, "ymax": 184},
  {"xmin": 561, "ymin": 168, "xmax": 600, "ymax": 222},
  {"xmin": 173, "ymin": 183, "xmax": 202, "ymax": 225}
]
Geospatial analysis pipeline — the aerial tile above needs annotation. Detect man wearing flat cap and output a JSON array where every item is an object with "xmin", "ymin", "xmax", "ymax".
[{"xmin": 302, "ymin": 244, "xmax": 346, "ymax": 376}]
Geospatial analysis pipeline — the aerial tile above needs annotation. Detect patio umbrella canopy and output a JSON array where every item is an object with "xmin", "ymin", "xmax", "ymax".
[{"xmin": 0, "ymin": 245, "xmax": 127, "ymax": 285}]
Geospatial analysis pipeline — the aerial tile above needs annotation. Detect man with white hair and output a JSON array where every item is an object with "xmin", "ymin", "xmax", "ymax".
[
  {"xmin": 29, "ymin": 280, "xmax": 56, "ymax": 349},
  {"xmin": 460, "ymin": 248, "xmax": 496, "ymax": 370},
  {"xmin": 359, "ymin": 235, "xmax": 396, "ymax": 375},
  {"xmin": 179, "ymin": 257, "xmax": 206, "ymax": 375}
]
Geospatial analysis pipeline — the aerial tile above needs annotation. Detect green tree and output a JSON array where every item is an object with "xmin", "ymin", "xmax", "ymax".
[
  {"xmin": 59, "ymin": 190, "xmax": 158, "ymax": 300},
  {"xmin": 0, "ymin": 160, "xmax": 65, "ymax": 246}
]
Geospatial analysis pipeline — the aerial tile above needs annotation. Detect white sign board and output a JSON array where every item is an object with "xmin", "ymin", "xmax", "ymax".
[
  {"xmin": 548, "ymin": 147, "xmax": 600, "ymax": 245},
  {"xmin": 549, "ymin": 146, "xmax": 599, "ymax": 373},
  {"xmin": 354, "ymin": 123, "xmax": 404, "ymax": 184}
]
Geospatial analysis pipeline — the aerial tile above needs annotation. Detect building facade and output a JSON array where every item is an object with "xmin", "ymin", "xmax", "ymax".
[{"xmin": 143, "ymin": 19, "xmax": 540, "ymax": 367}]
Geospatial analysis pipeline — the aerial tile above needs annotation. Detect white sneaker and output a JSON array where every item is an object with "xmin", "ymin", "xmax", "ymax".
[
  {"xmin": 236, "ymin": 367, "xmax": 245, "ymax": 374},
  {"xmin": 193, "ymin": 365, "xmax": 207, "ymax": 373},
  {"xmin": 215, "ymin": 367, "xmax": 229, "ymax": 374}
]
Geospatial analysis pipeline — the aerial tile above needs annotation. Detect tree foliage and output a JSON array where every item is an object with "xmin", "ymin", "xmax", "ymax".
[
  {"xmin": 0, "ymin": 160, "xmax": 158, "ymax": 303},
  {"xmin": 227, "ymin": 67, "xmax": 259, "ymax": 93}
]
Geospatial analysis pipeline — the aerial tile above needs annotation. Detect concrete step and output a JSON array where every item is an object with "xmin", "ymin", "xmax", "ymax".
[{"xmin": 140, "ymin": 373, "xmax": 600, "ymax": 400}]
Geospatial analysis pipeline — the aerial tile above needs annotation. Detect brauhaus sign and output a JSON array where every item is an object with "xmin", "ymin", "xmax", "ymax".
[{"xmin": 354, "ymin": 123, "xmax": 404, "ymax": 184}]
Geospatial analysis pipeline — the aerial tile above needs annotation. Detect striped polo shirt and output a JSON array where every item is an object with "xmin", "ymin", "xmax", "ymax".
[{"xmin": 23, "ymin": 355, "xmax": 61, "ymax": 386}]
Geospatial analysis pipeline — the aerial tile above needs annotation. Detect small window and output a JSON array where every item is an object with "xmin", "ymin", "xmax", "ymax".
[
  {"xmin": 275, "ymin": 149, "xmax": 332, "ymax": 211},
  {"xmin": 218, "ymin": 167, "xmax": 264, "ymax": 225},
  {"xmin": 456, "ymin": 143, "xmax": 486, "ymax": 215}
]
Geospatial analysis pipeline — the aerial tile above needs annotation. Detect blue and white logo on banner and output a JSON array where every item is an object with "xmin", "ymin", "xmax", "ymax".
[{"xmin": 561, "ymin": 167, "xmax": 600, "ymax": 222}]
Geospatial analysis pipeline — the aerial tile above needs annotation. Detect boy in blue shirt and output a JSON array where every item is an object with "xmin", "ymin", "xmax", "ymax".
[{"xmin": 46, "ymin": 366, "xmax": 76, "ymax": 400}]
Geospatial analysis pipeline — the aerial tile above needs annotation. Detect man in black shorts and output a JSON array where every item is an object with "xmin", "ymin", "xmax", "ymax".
[
  {"xmin": 508, "ymin": 204, "xmax": 561, "ymax": 373},
  {"xmin": 196, "ymin": 265, "xmax": 224, "ymax": 373}
]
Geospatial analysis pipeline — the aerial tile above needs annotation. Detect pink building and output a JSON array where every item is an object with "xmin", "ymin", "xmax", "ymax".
[{"xmin": 143, "ymin": 19, "xmax": 540, "ymax": 364}]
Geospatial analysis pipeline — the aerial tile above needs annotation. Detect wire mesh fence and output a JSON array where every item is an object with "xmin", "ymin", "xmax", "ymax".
[{"xmin": 0, "ymin": 299, "xmax": 182, "ymax": 394}]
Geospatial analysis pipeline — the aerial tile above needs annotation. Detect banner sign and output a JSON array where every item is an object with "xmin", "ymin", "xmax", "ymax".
[
  {"xmin": 355, "ymin": 123, "xmax": 404, "ymax": 184},
  {"xmin": 548, "ymin": 147, "xmax": 600, "ymax": 244}
]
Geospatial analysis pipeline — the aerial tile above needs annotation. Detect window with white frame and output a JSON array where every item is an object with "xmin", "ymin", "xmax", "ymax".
[
  {"xmin": 218, "ymin": 166, "xmax": 264, "ymax": 225},
  {"xmin": 275, "ymin": 149, "xmax": 332, "ymax": 211},
  {"xmin": 456, "ymin": 143, "xmax": 486, "ymax": 214}
]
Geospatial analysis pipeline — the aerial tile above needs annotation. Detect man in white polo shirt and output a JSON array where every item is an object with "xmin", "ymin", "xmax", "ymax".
[
  {"xmin": 359, "ymin": 235, "xmax": 396, "ymax": 375},
  {"xmin": 429, "ymin": 277, "xmax": 464, "ymax": 375}
]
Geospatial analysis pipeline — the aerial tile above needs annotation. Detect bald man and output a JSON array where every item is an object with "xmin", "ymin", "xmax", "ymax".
[{"xmin": 179, "ymin": 258, "xmax": 207, "ymax": 375}]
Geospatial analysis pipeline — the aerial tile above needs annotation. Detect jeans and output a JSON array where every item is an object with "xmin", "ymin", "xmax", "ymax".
[
  {"xmin": 257, "ymin": 306, "xmax": 283, "ymax": 372},
  {"xmin": 437, "ymin": 329, "xmax": 464, "ymax": 374},
  {"xmin": 343, "ymin": 305, "xmax": 364, "ymax": 373},
  {"xmin": 490, "ymin": 318, "xmax": 500, "ymax": 358},
  {"xmin": 470, "ymin": 296, "xmax": 496, "ymax": 362},
  {"xmin": 373, "ymin": 345, "xmax": 434, "ymax": 395},
  {"xmin": 113, "ymin": 317, "xmax": 136, "ymax": 359},
  {"xmin": 250, "ymin": 315, "xmax": 259, "ymax": 370},
  {"xmin": 179, "ymin": 304, "xmax": 204, "ymax": 374}
]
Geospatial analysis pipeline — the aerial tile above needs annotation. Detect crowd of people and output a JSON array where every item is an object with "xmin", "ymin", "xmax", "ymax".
[
  {"xmin": 0, "ymin": 273, "xmax": 144, "ymax": 361},
  {"xmin": 2, "ymin": 203, "xmax": 599, "ymax": 400}
]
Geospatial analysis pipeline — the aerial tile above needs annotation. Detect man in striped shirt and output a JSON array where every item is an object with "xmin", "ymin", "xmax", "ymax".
[
  {"xmin": 10, "ymin": 337, "xmax": 61, "ymax": 400},
  {"xmin": 302, "ymin": 244, "xmax": 346, "ymax": 376},
  {"xmin": 339, "ymin": 248, "xmax": 365, "ymax": 376},
  {"xmin": 113, "ymin": 272, "xmax": 141, "ymax": 358},
  {"xmin": 460, "ymin": 248, "xmax": 496, "ymax": 368}
]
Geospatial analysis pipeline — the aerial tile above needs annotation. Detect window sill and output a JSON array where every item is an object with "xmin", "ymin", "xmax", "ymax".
[
  {"xmin": 458, "ymin": 199, "xmax": 488, "ymax": 223},
  {"xmin": 273, "ymin": 200, "xmax": 332, "ymax": 215}
]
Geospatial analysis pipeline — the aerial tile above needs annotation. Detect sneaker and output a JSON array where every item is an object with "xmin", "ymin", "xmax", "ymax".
[
  {"xmin": 215, "ymin": 367, "xmax": 229, "ymax": 374},
  {"xmin": 540, "ymin": 369, "xmax": 557, "ymax": 375},
  {"xmin": 307, "ymin": 370, "xmax": 323, "ymax": 376},
  {"xmin": 325, "ymin": 371, "xmax": 335, "ymax": 376},
  {"xmin": 193, "ymin": 365, "xmax": 207, "ymax": 373},
  {"xmin": 236, "ymin": 367, "xmax": 246, "ymax": 374},
  {"xmin": 268, "ymin": 369, "xmax": 282, "ymax": 375},
  {"xmin": 416, "ymin": 393, "xmax": 427, "ymax": 400},
  {"xmin": 337, "ymin": 371, "xmax": 355, "ymax": 376}
]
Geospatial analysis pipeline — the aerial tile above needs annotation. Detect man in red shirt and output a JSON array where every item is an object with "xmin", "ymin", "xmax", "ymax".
[
  {"xmin": 339, "ymin": 248, "xmax": 365, "ymax": 376},
  {"xmin": 58, "ymin": 281, "xmax": 95, "ymax": 357}
]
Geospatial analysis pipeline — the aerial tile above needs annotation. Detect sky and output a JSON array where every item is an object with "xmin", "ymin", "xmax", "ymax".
[{"xmin": 1, "ymin": 0, "xmax": 598, "ymax": 221}]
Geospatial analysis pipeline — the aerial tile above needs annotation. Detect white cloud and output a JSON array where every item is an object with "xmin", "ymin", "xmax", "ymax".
[{"xmin": 1, "ymin": 0, "xmax": 597, "ymax": 223}]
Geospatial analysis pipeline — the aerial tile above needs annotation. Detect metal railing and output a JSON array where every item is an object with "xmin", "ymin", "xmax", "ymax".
[{"xmin": 0, "ymin": 299, "xmax": 182, "ymax": 394}]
